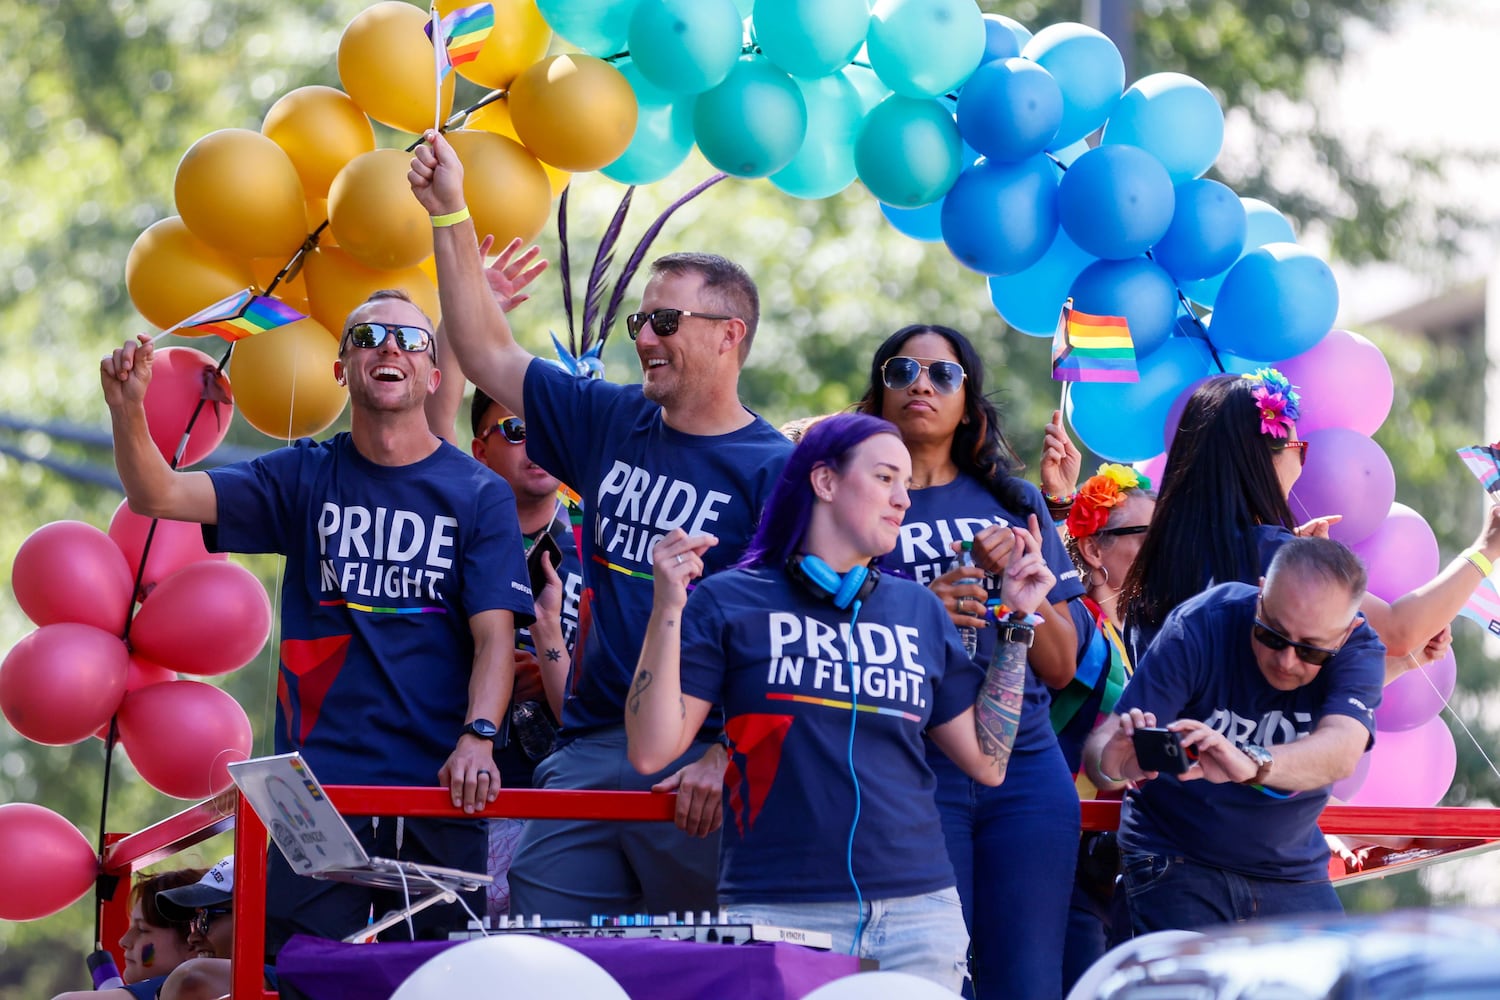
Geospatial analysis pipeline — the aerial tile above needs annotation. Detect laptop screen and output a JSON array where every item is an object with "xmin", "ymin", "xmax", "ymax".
[{"xmin": 228, "ymin": 752, "xmax": 371, "ymax": 874}]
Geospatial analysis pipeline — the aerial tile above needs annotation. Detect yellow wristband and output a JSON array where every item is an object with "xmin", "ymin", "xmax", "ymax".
[
  {"xmin": 1464, "ymin": 548, "xmax": 1493, "ymax": 578},
  {"xmin": 430, "ymin": 206, "xmax": 471, "ymax": 228},
  {"xmin": 1094, "ymin": 751, "xmax": 1127, "ymax": 785}
]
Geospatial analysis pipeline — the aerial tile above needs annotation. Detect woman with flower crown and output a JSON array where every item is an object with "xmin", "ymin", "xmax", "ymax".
[{"xmin": 1117, "ymin": 370, "xmax": 1500, "ymax": 671}]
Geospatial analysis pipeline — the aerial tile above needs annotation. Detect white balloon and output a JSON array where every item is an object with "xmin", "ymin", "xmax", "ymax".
[
  {"xmin": 1064, "ymin": 929, "xmax": 1204, "ymax": 1000},
  {"xmin": 391, "ymin": 936, "xmax": 630, "ymax": 1000},
  {"xmin": 803, "ymin": 970, "xmax": 958, "ymax": 999}
]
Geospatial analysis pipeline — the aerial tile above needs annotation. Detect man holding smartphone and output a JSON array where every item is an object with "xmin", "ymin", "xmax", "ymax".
[{"xmin": 1083, "ymin": 538, "xmax": 1386, "ymax": 934}]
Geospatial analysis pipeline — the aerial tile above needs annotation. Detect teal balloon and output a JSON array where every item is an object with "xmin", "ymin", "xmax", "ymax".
[
  {"xmin": 981, "ymin": 14, "xmax": 1028, "ymax": 63},
  {"xmin": 770, "ymin": 71, "xmax": 865, "ymax": 199},
  {"xmin": 629, "ymin": 0, "xmax": 744, "ymax": 95},
  {"xmin": 940, "ymin": 155, "xmax": 1059, "ymax": 276},
  {"xmin": 1207, "ymin": 243, "xmax": 1338, "ymax": 362},
  {"xmin": 881, "ymin": 199, "xmax": 945, "ymax": 243},
  {"xmin": 693, "ymin": 56, "xmax": 807, "ymax": 178},
  {"xmin": 753, "ymin": 0, "xmax": 867, "ymax": 78},
  {"xmin": 845, "ymin": 64, "xmax": 892, "ymax": 114},
  {"xmin": 1067, "ymin": 337, "xmax": 1214, "ymax": 462},
  {"xmin": 536, "ymin": 0, "xmax": 641, "ymax": 56},
  {"xmin": 1102, "ymin": 73, "xmax": 1224, "ymax": 184},
  {"xmin": 1153, "ymin": 179, "xmax": 1246, "ymax": 282},
  {"xmin": 1022, "ymin": 22, "xmax": 1124, "ymax": 147},
  {"xmin": 987, "ymin": 228, "xmax": 1095, "ymax": 336},
  {"xmin": 867, "ymin": 0, "xmax": 987, "ymax": 98},
  {"xmin": 601, "ymin": 60, "xmax": 696, "ymax": 185},
  {"xmin": 733, "ymin": 0, "xmax": 755, "ymax": 15},
  {"xmin": 1181, "ymin": 197, "xmax": 1297, "ymax": 306},
  {"xmin": 854, "ymin": 95, "xmax": 963, "ymax": 207}
]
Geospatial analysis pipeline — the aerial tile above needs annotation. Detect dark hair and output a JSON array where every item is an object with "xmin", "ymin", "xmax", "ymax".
[
  {"xmin": 649, "ymin": 252, "xmax": 760, "ymax": 360},
  {"xmin": 856, "ymin": 324, "xmax": 1028, "ymax": 517},
  {"xmin": 1122, "ymin": 374, "xmax": 1298, "ymax": 628},
  {"xmin": 738, "ymin": 413, "xmax": 901, "ymax": 570},
  {"xmin": 469, "ymin": 387, "xmax": 502, "ymax": 439},
  {"xmin": 341, "ymin": 289, "xmax": 437, "ymax": 363},
  {"xmin": 133, "ymin": 867, "xmax": 207, "ymax": 932},
  {"xmin": 1266, "ymin": 536, "xmax": 1368, "ymax": 601}
]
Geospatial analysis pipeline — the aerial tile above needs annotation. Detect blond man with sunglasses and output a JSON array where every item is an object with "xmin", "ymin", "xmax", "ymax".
[{"xmin": 1083, "ymin": 537, "xmax": 1385, "ymax": 934}]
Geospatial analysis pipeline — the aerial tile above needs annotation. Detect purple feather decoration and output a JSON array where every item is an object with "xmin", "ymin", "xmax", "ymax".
[
  {"xmin": 599, "ymin": 173, "xmax": 729, "ymax": 345},
  {"xmin": 557, "ymin": 186, "xmax": 575, "ymax": 353},
  {"xmin": 581, "ymin": 185, "xmax": 635, "ymax": 352}
]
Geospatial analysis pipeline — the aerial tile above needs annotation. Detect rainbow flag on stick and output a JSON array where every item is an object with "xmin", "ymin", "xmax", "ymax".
[
  {"xmin": 1051, "ymin": 300, "xmax": 1139, "ymax": 384},
  {"xmin": 153, "ymin": 288, "xmax": 306, "ymax": 343},
  {"xmin": 426, "ymin": 3, "xmax": 494, "ymax": 81}
]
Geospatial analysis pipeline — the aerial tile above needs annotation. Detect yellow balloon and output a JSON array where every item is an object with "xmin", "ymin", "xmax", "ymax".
[
  {"xmin": 509, "ymin": 55, "xmax": 638, "ymax": 172},
  {"xmin": 228, "ymin": 317, "xmax": 348, "ymax": 439},
  {"xmin": 307, "ymin": 198, "xmax": 337, "ymax": 247},
  {"xmin": 338, "ymin": 1, "xmax": 456, "ymax": 135},
  {"xmin": 440, "ymin": 0, "xmax": 552, "ymax": 89},
  {"xmin": 126, "ymin": 217, "xmax": 256, "ymax": 332},
  {"xmin": 261, "ymin": 86, "xmax": 376, "ymax": 199},
  {"xmin": 174, "ymin": 129, "xmax": 309, "ymax": 260},
  {"xmin": 303, "ymin": 246, "xmax": 441, "ymax": 339},
  {"xmin": 465, "ymin": 101, "xmax": 572, "ymax": 197},
  {"xmin": 328, "ymin": 150, "xmax": 433, "ymax": 271},
  {"xmin": 444, "ymin": 130, "xmax": 552, "ymax": 246},
  {"xmin": 248, "ymin": 258, "xmax": 310, "ymax": 314}
]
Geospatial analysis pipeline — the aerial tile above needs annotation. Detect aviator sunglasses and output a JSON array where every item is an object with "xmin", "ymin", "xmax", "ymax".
[
  {"xmin": 881, "ymin": 356, "xmax": 967, "ymax": 396},
  {"xmin": 479, "ymin": 416, "xmax": 526, "ymax": 445},
  {"xmin": 341, "ymin": 322, "xmax": 435, "ymax": 357},
  {"xmin": 1251, "ymin": 603, "xmax": 1347, "ymax": 666},
  {"xmin": 624, "ymin": 308, "xmax": 734, "ymax": 340}
]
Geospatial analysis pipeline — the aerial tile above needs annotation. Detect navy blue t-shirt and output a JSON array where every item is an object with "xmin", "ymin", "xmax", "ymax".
[
  {"xmin": 522, "ymin": 360, "xmax": 792, "ymax": 734},
  {"xmin": 884, "ymin": 474, "xmax": 1084, "ymax": 753},
  {"xmin": 678, "ymin": 566, "xmax": 983, "ymax": 903},
  {"xmin": 206, "ymin": 434, "xmax": 535, "ymax": 786},
  {"xmin": 1116, "ymin": 582, "xmax": 1385, "ymax": 881}
]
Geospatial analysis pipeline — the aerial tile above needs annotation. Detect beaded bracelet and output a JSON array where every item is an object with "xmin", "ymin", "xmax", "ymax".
[{"xmin": 1043, "ymin": 490, "xmax": 1077, "ymax": 506}]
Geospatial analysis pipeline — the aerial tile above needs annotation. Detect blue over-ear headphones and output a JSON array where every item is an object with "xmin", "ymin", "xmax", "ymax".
[{"xmin": 786, "ymin": 553, "xmax": 880, "ymax": 609}]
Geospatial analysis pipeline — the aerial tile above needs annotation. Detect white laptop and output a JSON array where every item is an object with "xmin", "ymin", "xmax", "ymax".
[{"xmin": 228, "ymin": 752, "xmax": 493, "ymax": 894}]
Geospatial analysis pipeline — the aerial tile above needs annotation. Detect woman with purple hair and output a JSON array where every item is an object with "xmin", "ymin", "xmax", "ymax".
[{"xmin": 624, "ymin": 412, "xmax": 1055, "ymax": 991}]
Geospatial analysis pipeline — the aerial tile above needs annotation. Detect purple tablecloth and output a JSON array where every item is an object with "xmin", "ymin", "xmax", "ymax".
[{"xmin": 276, "ymin": 933, "xmax": 861, "ymax": 1000}]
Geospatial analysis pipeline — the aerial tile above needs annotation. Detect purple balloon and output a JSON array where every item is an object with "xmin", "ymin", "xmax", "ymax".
[
  {"xmin": 1349, "ymin": 714, "xmax": 1456, "ymax": 808},
  {"xmin": 1375, "ymin": 651, "xmax": 1457, "ymax": 733},
  {"xmin": 1329, "ymin": 750, "xmax": 1371, "ymax": 802},
  {"xmin": 1350, "ymin": 503, "xmax": 1440, "ymax": 603},
  {"xmin": 1134, "ymin": 452, "xmax": 1167, "ymax": 486},
  {"xmin": 1287, "ymin": 427, "xmax": 1395, "ymax": 546},
  {"xmin": 1276, "ymin": 329, "xmax": 1394, "ymax": 437}
]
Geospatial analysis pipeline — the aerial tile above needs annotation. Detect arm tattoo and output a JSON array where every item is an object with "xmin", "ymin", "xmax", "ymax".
[
  {"xmin": 974, "ymin": 639, "xmax": 1027, "ymax": 779},
  {"xmin": 628, "ymin": 669, "xmax": 653, "ymax": 716},
  {"xmin": 544, "ymin": 647, "xmax": 562, "ymax": 662}
]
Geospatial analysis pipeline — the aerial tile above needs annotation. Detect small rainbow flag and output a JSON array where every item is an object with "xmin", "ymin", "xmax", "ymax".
[
  {"xmin": 1051, "ymin": 300, "xmax": 1139, "ymax": 384},
  {"xmin": 426, "ymin": 3, "xmax": 495, "ymax": 81},
  {"xmin": 175, "ymin": 289, "xmax": 305, "ymax": 342}
]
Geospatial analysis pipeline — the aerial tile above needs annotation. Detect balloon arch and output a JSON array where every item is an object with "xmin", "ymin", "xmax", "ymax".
[{"xmin": 0, "ymin": 0, "xmax": 1456, "ymax": 922}]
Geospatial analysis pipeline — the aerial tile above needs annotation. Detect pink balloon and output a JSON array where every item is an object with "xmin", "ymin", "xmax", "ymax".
[
  {"xmin": 1375, "ymin": 651, "xmax": 1457, "ymax": 733},
  {"xmin": 142, "ymin": 346, "xmax": 234, "ymax": 468},
  {"xmin": 1287, "ymin": 427, "xmax": 1395, "ymax": 547},
  {"xmin": 11, "ymin": 520, "xmax": 134, "ymax": 633},
  {"xmin": 1133, "ymin": 452, "xmax": 1167, "ymax": 486},
  {"xmin": 0, "ymin": 803, "xmax": 99, "ymax": 920},
  {"xmin": 0, "ymin": 624, "xmax": 129, "ymax": 745},
  {"xmin": 118, "ymin": 680, "xmax": 252, "ymax": 799},
  {"xmin": 1329, "ymin": 749, "xmax": 1371, "ymax": 801},
  {"xmin": 1277, "ymin": 329, "xmax": 1393, "ymax": 437},
  {"xmin": 1349, "ymin": 714, "xmax": 1456, "ymax": 808},
  {"xmin": 1350, "ymin": 503, "xmax": 1440, "ymax": 603},
  {"xmin": 129, "ymin": 561, "xmax": 272, "ymax": 675},
  {"xmin": 108, "ymin": 500, "xmax": 228, "ymax": 600}
]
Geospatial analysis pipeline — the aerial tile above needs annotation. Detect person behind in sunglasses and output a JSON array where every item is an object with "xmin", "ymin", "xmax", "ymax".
[
  {"xmin": 1115, "ymin": 370, "xmax": 1497, "ymax": 679},
  {"xmin": 100, "ymin": 290, "xmax": 536, "ymax": 954},
  {"xmin": 147, "ymin": 858, "xmax": 278, "ymax": 1000},
  {"xmin": 1083, "ymin": 537, "xmax": 1386, "ymax": 933},
  {"xmin": 856, "ymin": 325, "xmax": 1082, "ymax": 1000}
]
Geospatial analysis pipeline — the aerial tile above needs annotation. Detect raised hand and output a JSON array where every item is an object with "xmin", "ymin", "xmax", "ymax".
[
  {"xmin": 408, "ymin": 130, "xmax": 467, "ymax": 217},
  {"xmin": 998, "ymin": 515, "xmax": 1056, "ymax": 617},
  {"xmin": 477, "ymin": 234, "xmax": 549, "ymax": 313},
  {"xmin": 100, "ymin": 334, "xmax": 154, "ymax": 409},
  {"xmin": 651, "ymin": 528, "xmax": 718, "ymax": 612},
  {"xmin": 1039, "ymin": 409, "xmax": 1082, "ymax": 499}
]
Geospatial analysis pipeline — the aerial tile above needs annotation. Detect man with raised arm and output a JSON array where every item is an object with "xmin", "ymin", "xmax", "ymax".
[{"xmin": 410, "ymin": 133, "xmax": 793, "ymax": 920}]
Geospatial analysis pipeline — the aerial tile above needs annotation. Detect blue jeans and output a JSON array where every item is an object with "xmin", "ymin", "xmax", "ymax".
[
  {"xmin": 724, "ymin": 887, "xmax": 968, "ymax": 992},
  {"xmin": 934, "ymin": 742, "xmax": 1080, "ymax": 1000},
  {"xmin": 1121, "ymin": 852, "xmax": 1343, "ymax": 934}
]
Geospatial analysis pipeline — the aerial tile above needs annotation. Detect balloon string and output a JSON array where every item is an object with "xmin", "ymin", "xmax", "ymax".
[{"xmin": 1414, "ymin": 655, "xmax": 1500, "ymax": 786}]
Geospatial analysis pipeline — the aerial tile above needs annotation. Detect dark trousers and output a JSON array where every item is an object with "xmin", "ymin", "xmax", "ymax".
[{"xmin": 1121, "ymin": 851, "xmax": 1342, "ymax": 935}]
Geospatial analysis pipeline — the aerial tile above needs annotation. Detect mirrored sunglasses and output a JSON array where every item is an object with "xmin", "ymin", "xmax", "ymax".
[
  {"xmin": 624, "ymin": 308, "xmax": 734, "ymax": 340},
  {"xmin": 190, "ymin": 906, "xmax": 232, "ymax": 937},
  {"xmin": 480, "ymin": 416, "xmax": 526, "ymax": 445},
  {"xmin": 881, "ymin": 356, "xmax": 967, "ymax": 396},
  {"xmin": 342, "ymin": 322, "xmax": 434, "ymax": 355}
]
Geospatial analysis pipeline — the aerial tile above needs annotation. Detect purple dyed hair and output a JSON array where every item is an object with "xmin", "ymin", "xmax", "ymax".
[{"xmin": 738, "ymin": 412, "xmax": 902, "ymax": 570}]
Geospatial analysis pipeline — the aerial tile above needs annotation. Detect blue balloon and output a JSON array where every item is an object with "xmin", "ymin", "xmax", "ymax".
[
  {"xmin": 981, "ymin": 14, "xmax": 1030, "ymax": 62},
  {"xmin": 693, "ymin": 56, "xmax": 807, "ymax": 178},
  {"xmin": 1101, "ymin": 73, "xmax": 1225, "ymax": 184},
  {"xmin": 1067, "ymin": 337, "xmax": 1214, "ymax": 461},
  {"xmin": 1057, "ymin": 145, "xmax": 1175, "ymax": 260},
  {"xmin": 1152, "ymin": 179, "xmax": 1247, "ymax": 281},
  {"xmin": 629, "ymin": 0, "xmax": 744, "ymax": 95},
  {"xmin": 536, "ymin": 0, "xmax": 641, "ymax": 56},
  {"xmin": 1207, "ymin": 243, "xmax": 1338, "ymax": 362},
  {"xmin": 867, "ymin": 0, "xmax": 987, "ymax": 99},
  {"xmin": 753, "ymin": 0, "xmax": 868, "ymax": 78},
  {"xmin": 601, "ymin": 60, "xmax": 696, "ymax": 185},
  {"xmin": 880, "ymin": 199, "xmax": 945, "ymax": 242},
  {"xmin": 940, "ymin": 156, "xmax": 1058, "ymax": 276},
  {"xmin": 1181, "ymin": 198, "xmax": 1296, "ymax": 306},
  {"xmin": 987, "ymin": 227, "xmax": 1095, "ymax": 336},
  {"xmin": 1022, "ymin": 23, "xmax": 1124, "ymax": 147},
  {"xmin": 956, "ymin": 59, "xmax": 1062, "ymax": 163},
  {"xmin": 770, "ymin": 71, "xmax": 865, "ymax": 199},
  {"xmin": 855, "ymin": 96, "xmax": 963, "ymax": 207},
  {"xmin": 1068, "ymin": 257, "xmax": 1179, "ymax": 357}
]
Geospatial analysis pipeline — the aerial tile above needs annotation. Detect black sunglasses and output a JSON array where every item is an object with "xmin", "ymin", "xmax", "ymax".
[
  {"xmin": 1095, "ymin": 524, "xmax": 1149, "ymax": 538},
  {"xmin": 479, "ymin": 416, "xmax": 526, "ymax": 445},
  {"xmin": 1251, "ymin": 615, "xmax": 1345, "ymax": 666},
  {"xmin": 1269, "ymin": 438, "xmax": 1309, "ymax": 466},
  {"xmin": 881, "ymin": 356, "xmax": 967, "ymax": 396},
  {"xmin": 625, "ymin": 308, "xmax": 734, "ymax": 340},
  {"xmin": 342, "ymin": 322, "xmax": 435, "ymax": 356},
  {"xmin": 190, "ymin": 906, "xmax": 232, "ymax": 937}
]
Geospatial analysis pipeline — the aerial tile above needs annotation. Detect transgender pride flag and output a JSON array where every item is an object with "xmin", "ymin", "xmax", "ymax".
[
  {"xmin": 1051, "ymin": 300, "xmax": 1139, "ymax": 384},
  {"xmin": 426, "ymin": 3, "xmax": 494, "ymax": 81},
  {"xmin": 1460, "ymin": 576, "xmax": 1500, "ymax": 637},
  {"xmin": 153, "ymin": 288, "xmax": 304, "ymax": 342}
]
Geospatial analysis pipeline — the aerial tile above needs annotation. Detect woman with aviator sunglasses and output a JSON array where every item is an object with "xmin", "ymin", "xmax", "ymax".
[{"xmin": 857, "ymin": 325, "xmax": 1083, "ymax": 1000}]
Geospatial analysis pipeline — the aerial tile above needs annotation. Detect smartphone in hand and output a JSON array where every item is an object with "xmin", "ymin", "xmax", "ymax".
[
  {"xmin": 1132, "ymin": 726, "xmax": 1198, "ymax": 776},
  {"xmin": 527, "ymin": 531, "xmax": 562, "ymax": 598}
]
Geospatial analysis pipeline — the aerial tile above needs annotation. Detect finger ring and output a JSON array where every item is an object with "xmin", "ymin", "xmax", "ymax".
[{"xmin": 676, "ymin": 554, "xmax": 684, "ymax": 566}]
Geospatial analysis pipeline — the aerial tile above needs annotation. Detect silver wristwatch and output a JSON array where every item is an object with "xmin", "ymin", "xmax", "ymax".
[{"xmin": 1236, "ymin": 741, "xmax": 1274, "ymax": 784}]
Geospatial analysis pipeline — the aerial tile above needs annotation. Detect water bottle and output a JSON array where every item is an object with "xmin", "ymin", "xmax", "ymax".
[
  {"xmin": 951, "ymin": 540, "xmax": 980, "ymax": 660},
  {"xmin": 511, "ymin": 700, "xmax": 556, "ymax": 760}
]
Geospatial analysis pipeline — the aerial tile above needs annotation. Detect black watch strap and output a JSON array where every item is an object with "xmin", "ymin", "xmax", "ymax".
[
  {"xmin": 462, "ymin": 718, "xmax": 498, "ymax": 741},
  {"xmin": 995, "ymin": 621, "xmax": 1035, "ymax": 648}
]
